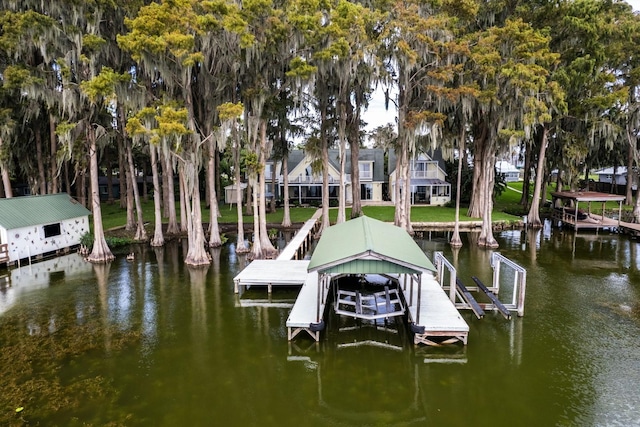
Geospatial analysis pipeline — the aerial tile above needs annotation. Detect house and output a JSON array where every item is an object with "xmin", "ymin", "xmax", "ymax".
[
  {"xmin": 268, "ymin": 149, "xmax": 387, "ymax": 205},
  {"xmin": 496, "ymin": 160, "xmax": 520, "ymax": 182},
  {"xmin": 593, "ymin": 166, "xmax": 637, "ymax": 190},
  {"xmin": 388, "ymin": 150, "xmax": 451, "ymax": 206},
  {"xmin": 0, "ymin": 193, "xmax": 91, "ymax": 265}
]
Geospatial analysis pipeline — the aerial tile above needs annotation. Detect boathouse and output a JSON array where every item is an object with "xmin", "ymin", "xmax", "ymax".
[
  {"xmin": 288, "ymin": 216, "xmax": 469, "ymax": 345},
  {"xmin": 550, "ymin": 191, "xmax": 625, "ymax": 231},
  {"xmin": 0, "ymin": 194, "xmax": 91, "ymax": 265}
]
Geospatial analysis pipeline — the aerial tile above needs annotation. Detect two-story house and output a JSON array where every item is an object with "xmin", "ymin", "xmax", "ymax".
[
  {"xmin": 265, "ymin": 149, "xmax": 388, "ymax": 206},
  {"xmin": 388, "ymin": 149, "xmax": 451, "ymax": 206}
]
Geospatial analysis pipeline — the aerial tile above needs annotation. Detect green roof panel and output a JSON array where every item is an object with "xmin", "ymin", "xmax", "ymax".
[
  {"xmin": 308, "ymin": 216, "xmax": 435, "ymax": 274},
  {"xmin": 0, "ymin": 194, "xmax": 91, "ymax": 230}
]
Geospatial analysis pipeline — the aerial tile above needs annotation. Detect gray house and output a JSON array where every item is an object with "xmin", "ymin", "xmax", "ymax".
[
  {"xmin": 0, "ymin": 194, "xmax": 91, "ymax": 265},
  {"xmin": 267, "ymin": 149, "xmax": 388, "ymax": 205}
]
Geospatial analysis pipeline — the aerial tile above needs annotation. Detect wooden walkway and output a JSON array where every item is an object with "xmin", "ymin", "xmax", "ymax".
[
  {"xmin": 276, "ymin": 209, "xmax": 322, "ymax": 261},
  {"xmin": 402, "ymin": 272, "xmax": 469, "ymax": 346},
  {"xmin": 286, "ymin": 272, "xmax": 329, "ymax": 341}
]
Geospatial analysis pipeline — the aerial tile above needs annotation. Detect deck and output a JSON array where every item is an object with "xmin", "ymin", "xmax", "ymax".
[
  {"xmin": 233, "ymin": 260, "xmax": 310, "ymax": 293},
  {"xmin": 402, "ymin": 272, "xmax": 469, "ymax": 346},
  {"xmin": 286, "ymin": 272, "xmax": 329, "ymax": 341},
  {"xmin": 276, "ymin": 209, "xmax": 322, "ymax": 261}
]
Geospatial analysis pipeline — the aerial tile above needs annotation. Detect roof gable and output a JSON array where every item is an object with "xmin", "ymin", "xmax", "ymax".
[
  {"xmin": 308, "ymin": 216, "xmax": 435, "ymax": 274},
  {"xmin": 0, "ymin": 194, "xmax": 91, "ymax": 230}
]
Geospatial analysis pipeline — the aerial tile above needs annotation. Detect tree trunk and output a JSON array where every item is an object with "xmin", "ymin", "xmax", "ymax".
[
  {"xmin": 337, "ymin": 98, "xmax": 347, "ymax": 224},
  {"xmin": 234, "ymin": 129, "xmax": 249, "ymax": 253},
  {"xmin": 270, "ymin": 160, "xmax": 277, "ymax": 214},
  {"xmin": 125, "ymin": 161, "xmax": 135, "ymax": 231},
  {"xmin": 468, "ymin": 120, "xmax": 489, "ymax": 218},
  {"xmin": 207, "ymin": 137, "xmax": 222, "ymax": 248},
  {"xmin": 164, "ymin": 151, "xmax": 179, "ymax": 234},
  {"xmin": 36, "ymin": 131, "xmax": 46, "ymax": 195},
  {"xmin": 149, "ymin": 144, "xmax": 164, "ymax": 247},
  {"xmin": 86, "ymin": 125, "xmax": 114, "ymax": 263},
  {"xmin": 626, "ymin": 125, "xmax": 635, "ymax": 205},
  {"xmin": 118, "ymin": 137, "xmax": 127, "ymax": 209},
  {"xmin": 179, "ymin": 172, "xmax": 187, "ymax": 233},
  {"xmin": 349, "ymin": 97, "xmax": 362, "ymax": 219},
  {"xmin": 49, "ymin": 114, "xmax": 58, "ymax": 194},
  {"xmin": 450, "ymin": 126, "xmax": 465, "ymax": 248},
  {"xmin": 281, "ymin": 155, "xmax": 292, "ymax": 228},
  {"xmin": 249, "ymin": 176, "xmax": 263, "ymax": 260},
  {"xmin": 477, "ymin": 147, "xmax": 498, "ymax": 248},
  {"xmin": 180, "ymin": 157, "xmax": 210, "ymax": 266},
  {"xmin": 527, "ymin": 125, "xmax": 549, "ymax": 228},
  {"xmin": 320, "ymin": 107, "xmax": 330, "ymax": 233},
  {"xmin": 258, "ymin": 121, "xmax": 277, "ymax": 257},
  {"xmin": 125, "ymin": 133, "xmax": 147, "ymax": 241},
  {"xmin": 520, "ymin": 141, "xmax": 532, "ymax": 209},
  {"xmin": 0, "ymin": 137, "xmax": 12, "ymax": 198},
  {"xmin": 106, "ymin": 161, "xmax": 115, "ymax": 203}
]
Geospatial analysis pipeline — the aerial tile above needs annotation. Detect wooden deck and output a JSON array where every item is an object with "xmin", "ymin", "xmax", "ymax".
[
  {"xmin": 233, "ymin": 260, "xmax": 310, "ymax": 293},
  {"xmin": 276, "ymin": 209, "xmax": 322, "ymax": 261},
  {"xmin": 286, "ymin": 272, "xmax": 329, "ymax": 341},
  {"xmin": 402, "ymin": 272, "xmax": 469, "ymax": 346}
]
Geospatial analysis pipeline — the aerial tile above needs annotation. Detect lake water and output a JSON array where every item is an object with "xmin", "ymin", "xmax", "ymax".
[{"xmin": 1, "ymin": 224, "xmax": 639, "ymax": 427}]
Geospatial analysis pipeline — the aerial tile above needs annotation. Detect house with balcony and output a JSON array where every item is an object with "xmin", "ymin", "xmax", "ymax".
[
  {"xmin": 265, "ymin": 149, "xmax": 387, "ymax": 206},
  {"xmin": 388, "ymin": 149, "xmax": 451, "ymax": 206}
]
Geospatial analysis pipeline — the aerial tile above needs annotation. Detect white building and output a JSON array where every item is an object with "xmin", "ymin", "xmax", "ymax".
[
  {"xmin": 496, "ymin": 160, "xmax": 520, "ymax": 182},
  {"xmin": 388, "ymin": 150, "xmax": 452, "ymax": 206},
  {"xmin": 0, "ymin": 193, "xmax": 91, "ymax": 265}
]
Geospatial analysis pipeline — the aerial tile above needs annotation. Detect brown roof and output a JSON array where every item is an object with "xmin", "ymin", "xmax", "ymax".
[{"xmin": 551, "ymin": 191, "xmax": 625, "ymax": 202}]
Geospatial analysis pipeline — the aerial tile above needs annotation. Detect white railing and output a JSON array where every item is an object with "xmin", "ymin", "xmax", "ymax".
[{"xmin": 410, "ymin": 170, "xmax": 439, "ymax": 179}]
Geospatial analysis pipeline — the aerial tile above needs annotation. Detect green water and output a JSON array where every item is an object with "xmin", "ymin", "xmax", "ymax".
[{"xmin": 1, "ymin": 227, "xmax": 639, "ymax": 427}]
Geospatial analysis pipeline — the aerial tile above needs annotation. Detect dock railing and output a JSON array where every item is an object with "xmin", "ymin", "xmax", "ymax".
[
  {"xmin": 433, "ymin": 251, "xmax": 457, "ymax": 303},
  {"xmin": 490, "ymin": 252, "xmax": 527, "ymax": 317}
]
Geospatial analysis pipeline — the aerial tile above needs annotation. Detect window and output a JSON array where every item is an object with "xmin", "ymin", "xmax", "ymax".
[
  {"xmin": 43, "ymin": 223, "xmax": 62, "ymax": 238},
  {"xmin": 359, "ymin": 162, "xmax": 373, "ymax": 181}
]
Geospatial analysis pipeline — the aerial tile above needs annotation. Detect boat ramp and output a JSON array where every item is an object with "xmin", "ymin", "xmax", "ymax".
[{"xmin": 233, "ymin": 215, "xmax": 526, "ymax": 346}]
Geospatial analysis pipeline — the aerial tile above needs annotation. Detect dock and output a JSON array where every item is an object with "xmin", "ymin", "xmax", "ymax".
[
  {"xmin": 233, "ymin": 215, "xmax": 526, "ymax": 347},
  {"xmin": 276, "ymin": 209, "xmax": 322, "ymax": 260},
  {"xmin": 402, "ymin": 272, "xmax": 469, "ymax": 346}
]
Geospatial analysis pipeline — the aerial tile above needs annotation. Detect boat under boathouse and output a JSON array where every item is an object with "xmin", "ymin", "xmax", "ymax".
[{"xmin": 286, "ymin": 216, "xmax": 469, "ymax": 345}]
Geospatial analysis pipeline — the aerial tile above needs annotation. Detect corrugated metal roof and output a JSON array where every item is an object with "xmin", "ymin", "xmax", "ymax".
[
  {"xmin": 308, "ymin": 216, "xmax": 435, "ymax": 274},
  {"xmin": 0, "ymin": 194, "xmax": 91, "ymax": 230}
]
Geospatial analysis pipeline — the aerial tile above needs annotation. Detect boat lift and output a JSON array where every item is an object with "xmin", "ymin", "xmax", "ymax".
[{"xmin": 434, "ymin": 251, "xmax": 526, "ymax": 319}]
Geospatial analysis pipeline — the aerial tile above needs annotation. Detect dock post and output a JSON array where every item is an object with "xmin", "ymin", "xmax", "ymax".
[
  {"xmin": 492, "ymin": 257, "xmax": 501, "ymax": 294},
  {"xmin": 517, "ymin": 269, "xmax": 527, "ymax": 317}
]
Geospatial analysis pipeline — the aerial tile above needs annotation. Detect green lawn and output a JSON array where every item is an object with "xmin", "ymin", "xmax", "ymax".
[{"xmin": 100, "ymin": 194, "xmax": 522, "ymax": 232}]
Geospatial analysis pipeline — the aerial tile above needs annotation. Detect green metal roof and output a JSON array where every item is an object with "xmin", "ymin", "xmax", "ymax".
[
  {"xmin": 307, "ymin": 216, "xmax": 436, "ymax": 274},
  {"xmin": 0, "ymin": 193, "xmax": 91, "ymax": 230}
]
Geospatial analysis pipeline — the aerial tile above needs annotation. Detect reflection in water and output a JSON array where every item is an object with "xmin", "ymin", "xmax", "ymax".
[{"xmin": 0, "ymin": 231, "xmax": 638, "ymax": 426}]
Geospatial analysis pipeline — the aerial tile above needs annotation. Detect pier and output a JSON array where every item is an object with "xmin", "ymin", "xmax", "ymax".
[{"xmin": 234, "ymin": 215, "xmax": 525, "ymax": 346}]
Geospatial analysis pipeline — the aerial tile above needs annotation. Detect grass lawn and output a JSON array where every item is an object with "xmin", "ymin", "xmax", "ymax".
[{"xmin": 100, "ymin": 193, "xmax": 523, "ymax": 233}]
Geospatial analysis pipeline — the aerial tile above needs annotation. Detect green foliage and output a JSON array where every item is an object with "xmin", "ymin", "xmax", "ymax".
[{"xmin": 80, "ymin": 232, "xmax": 135, "ymax": 251}]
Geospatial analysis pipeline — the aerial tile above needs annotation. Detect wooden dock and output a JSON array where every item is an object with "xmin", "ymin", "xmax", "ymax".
[
  {"xmin": 402, "ymin": 272, "xmax": 469, "ymax": 346},
  {"xmin": 233, "ymin": 259, "xmax": 310, "ymax": 293},
  {"xmin": 286, "ymin": 272, "xmax": 329, "ymax": 341},
  {"xmin": 276, "ymin": 209, "xmax": 322, "ymax": 261}
]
